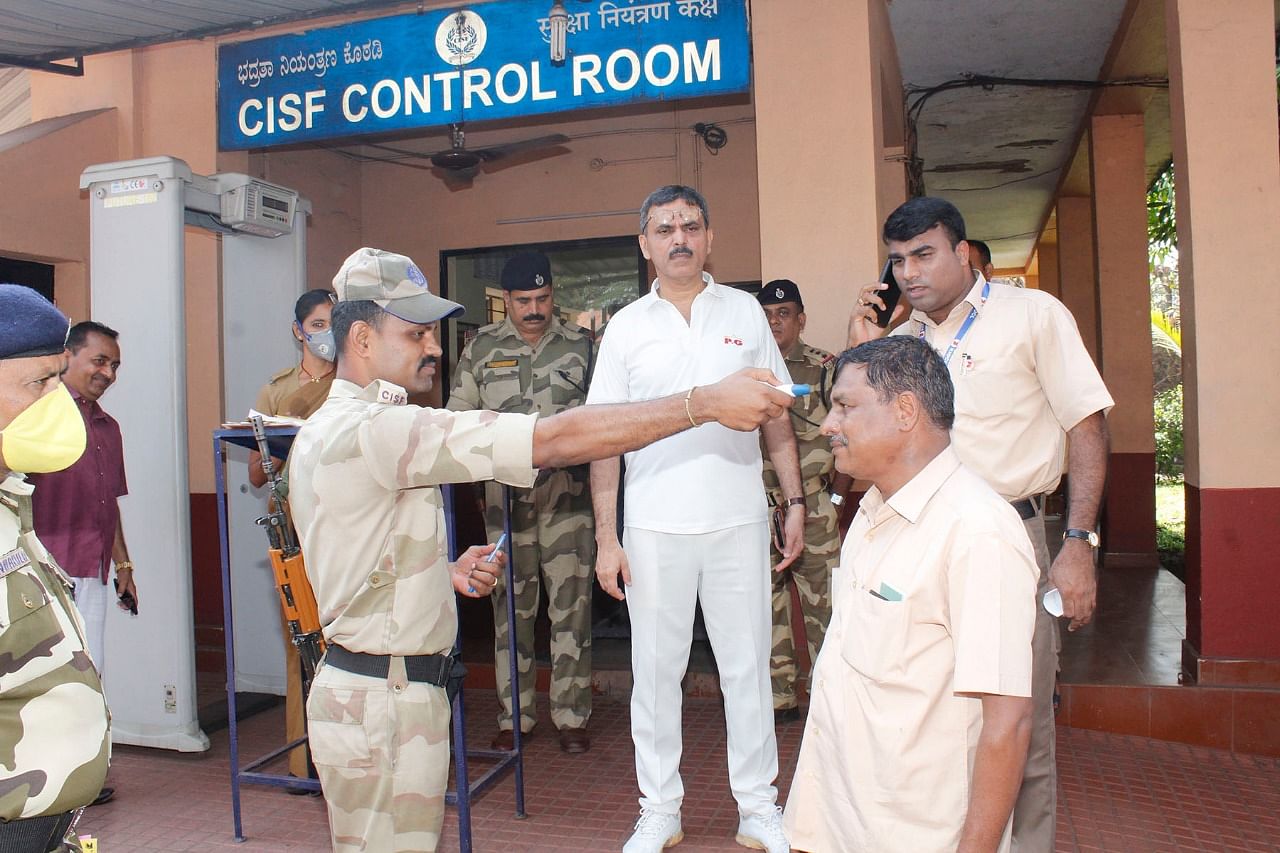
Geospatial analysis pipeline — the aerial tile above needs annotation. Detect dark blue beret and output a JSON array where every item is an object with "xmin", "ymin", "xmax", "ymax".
[
  {"xmin": 0, "ymin": 284, "xmax": 70, "ymax": 360},
  {"xmin": 501, "ymin": 252, "xmax": 553, "ymax": 292},
  {"xmin": 757, "ymin": 278, "xmax": 804, "ymax": 311}
]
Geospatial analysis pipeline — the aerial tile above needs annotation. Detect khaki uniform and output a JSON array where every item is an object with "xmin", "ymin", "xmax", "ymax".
[
  {"xmin": 892, "ymin": 276, "xmax": 1114, "ymax": 851},
  {"xmin": 253, "ymin": 364, "xmax": 334, "ymax": 779},
  {"xmin": 0, "ymin": 474, "xmax": 110, "ymax": 823},
  {"xmin": 254, "ymin": 364, "xmax": 335, "ymax": 421},
  {"xmin": 760, "ymin": 339, "xmax": 839, "ymax": 711},
  {"xmin": 447, "ymin": 315, "xmax": 595, "ymax": 734},
  {"xmin": 288, "ymin": 378, "xmax": 537, "ymax": 852}
]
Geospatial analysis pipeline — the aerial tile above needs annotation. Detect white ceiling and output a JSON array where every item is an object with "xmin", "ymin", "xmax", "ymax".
[{"xmin": 888, "ymin": 0, "xmax": 1133, "ymax": 268}]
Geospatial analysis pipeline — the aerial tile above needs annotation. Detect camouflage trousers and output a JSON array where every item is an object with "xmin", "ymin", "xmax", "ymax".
[
  {"xmin": 307, "ymin": 657, "xmax": 451, "ymax": 853},
  {"xmin": 484, "ymin": 468, "xmax": 594, "ymax": 733},
  {"xmin": 769, "ymin": 490, "xmax": 839, "ymax": 710}
]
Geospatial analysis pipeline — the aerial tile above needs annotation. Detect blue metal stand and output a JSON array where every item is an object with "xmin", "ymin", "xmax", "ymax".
[
  {"xmin": 442, "ymin": 484, "xmax": 527, "ymax": 853},
  {"xmin": 213, "ymin": 430, "xmax": 525, "ymax": 850}
]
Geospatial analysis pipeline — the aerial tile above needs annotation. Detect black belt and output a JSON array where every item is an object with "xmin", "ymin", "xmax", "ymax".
[
  {"xmin": 1011, "ymin": 498, "xmax": 1040, "ymax": 521},
  {"xmin": 0, "ymin": 810, "xmax": 76, "ymax": 853},
  {"xmin": 325, "ymin": 646, "xmax": 456, "ymax": 687}
]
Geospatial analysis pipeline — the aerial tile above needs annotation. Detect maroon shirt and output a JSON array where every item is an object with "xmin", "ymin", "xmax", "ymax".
[{"xmin": 28, "ymin": 391, "xmax": 128, "ymax": 582}]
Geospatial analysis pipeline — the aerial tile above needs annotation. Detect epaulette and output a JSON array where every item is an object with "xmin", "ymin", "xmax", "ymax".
[
  {"xmin": 268, "ymin": 366, "xmax": 295, "ymax": 385},
  {"xmin": 804, "ymin": 343, "xmax": 835, "ymax": 364}
]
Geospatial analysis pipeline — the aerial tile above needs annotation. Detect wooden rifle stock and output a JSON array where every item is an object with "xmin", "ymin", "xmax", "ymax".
[{"xmin": 250, "ymin": 416, "xmax": 326, "ymax": 691}]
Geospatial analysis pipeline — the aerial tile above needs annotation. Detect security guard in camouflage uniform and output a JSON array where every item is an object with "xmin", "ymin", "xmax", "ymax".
[
  {"xmin": 757, "ymin": 280, "xmax": 850, "ymax": 724},
  {"xmin": 288, "ymin": 247, "xmax": 795, "ymax": 852},
  {"xmin": 447, "ymin": 252, "xmax": 596, "ymax": 755},
  {"xmin": 0, "ymin": 284, "xmax": 110, "ymax": 853}
]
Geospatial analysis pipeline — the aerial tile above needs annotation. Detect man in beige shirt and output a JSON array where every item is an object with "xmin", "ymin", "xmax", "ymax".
[
  {"xmin": 785, "ymin": 335, "xmax": 1037, "ymax": 852},
  {"xmin": 287, "ymin": 247, "xmax": 795, "ymax": 853},
  {"xmin": 850, "ymin": 196, "xmax": 1114, "ymax": 850}
]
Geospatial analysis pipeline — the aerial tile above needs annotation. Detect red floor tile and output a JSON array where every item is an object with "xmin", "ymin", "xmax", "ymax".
[{"xmin": 72, "ymin": 689, "xmax": 1280, "ymax": 851}]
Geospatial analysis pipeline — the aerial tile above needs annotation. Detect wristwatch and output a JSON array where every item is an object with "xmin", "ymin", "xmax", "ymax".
[
  {"xmin": 115, "ymin": 560, "xmax": 134, "ymax": 572},
  {"xmin": 783, "ymin": 497, "xmax": 806, "ymax": 509},
  {"xmin": 829, "ymin": 492, "xmax": 844, "ymax": 507},
  {"xmin": 1062, "ymin": 528, "xmax": 1099, "ymax": 548}
]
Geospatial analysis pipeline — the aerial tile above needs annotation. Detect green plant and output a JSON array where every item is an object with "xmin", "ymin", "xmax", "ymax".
[
  {"xmin": 1155, "ymin": 482, "xmax": 1186, "ymax": 578},
  {"xmin": 1154, "ymin": 384, "xmax": 1184, "ymax": 482}
]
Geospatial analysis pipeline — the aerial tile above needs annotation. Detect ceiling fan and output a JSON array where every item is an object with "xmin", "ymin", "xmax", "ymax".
[{"xmin": 426, "ymin": 123, "xmax": 570, "ymax": 186}]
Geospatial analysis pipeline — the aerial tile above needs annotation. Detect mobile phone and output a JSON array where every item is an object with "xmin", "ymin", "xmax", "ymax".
[
  {"xmin": 770, "ymin": 506, "xmax": 786, "ymax": 553},
  {"xmin": 113, "ymin": 578, "xmax": 138, "ymax": 615},
  {"xmin": 872, "ymin": 259, "xmax": 903, "ymax": 328}
]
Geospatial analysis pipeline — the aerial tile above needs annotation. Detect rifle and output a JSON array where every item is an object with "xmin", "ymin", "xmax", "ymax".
[{"xmin": 251, "ymin": 415, "xmax": 326, "ymax": 695}]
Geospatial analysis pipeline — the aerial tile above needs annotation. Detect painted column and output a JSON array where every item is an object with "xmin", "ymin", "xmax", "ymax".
[
  {"xmin": 753, "ymin": 0, "xmax": 903, "ymax": 353},
  {"xmin": 1167, "ymin": 0, "xmax": 1280, "ymax": 685},
  {"xmin": 1090, "ymin": 114, "xmax": 1156, "ymax": 564},
  {"xmin": 1056, "ymin": 197, "xmax": 1100, "ymax": 360}
]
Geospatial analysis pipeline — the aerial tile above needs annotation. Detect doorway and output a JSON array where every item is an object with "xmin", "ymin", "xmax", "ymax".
[{"xmin": 0, "ymin": 256, "xmax": 54, "ymax": 301}]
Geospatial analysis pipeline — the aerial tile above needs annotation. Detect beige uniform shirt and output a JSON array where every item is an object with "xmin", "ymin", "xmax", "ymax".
[
  {"xmin": 287, "ymin": 379, "xmax": 537, "ymax": 656},
  {"xmin": 893, "ymin": 277, "xmax": 1114, "ymax": 501},
  {"xmin": 785, "ymin": 447, "xmax": 1037, "ymax": 852}
]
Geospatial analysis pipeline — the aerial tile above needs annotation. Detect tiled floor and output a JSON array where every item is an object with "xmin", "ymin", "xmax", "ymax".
[
  {"xmin": 79, "ymin": 689, "xmax": 1280, "ymax": 852},
  {"xmin": 1059, "ymin": 566, "xmax": 1187, "ymax": 686}
]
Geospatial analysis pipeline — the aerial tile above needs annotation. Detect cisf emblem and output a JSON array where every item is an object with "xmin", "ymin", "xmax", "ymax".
[
  {"xmin": 774, "ymin": 287, "xmax": 785, "ymax": 299},
  {"xmin": 435, "ymin": 10, "xmax": 487, "ymax": 66},
  {"xmin": 535, "ymin": 274, "xmax": 545, "ymax": 286}
]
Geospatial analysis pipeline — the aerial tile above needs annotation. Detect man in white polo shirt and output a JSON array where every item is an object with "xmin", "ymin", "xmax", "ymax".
[{"xmin": 589, "ymin": 185, "xmax": 805, "ymax": 853}]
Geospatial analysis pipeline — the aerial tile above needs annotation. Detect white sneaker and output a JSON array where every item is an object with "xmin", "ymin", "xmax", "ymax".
[
  {"xmin": 735, "ymin": 806, "xmax": 790, "ymax": 852},
  {"xmin": 622, "ymin": 808, "xmax": 684, "ymax": 852}
]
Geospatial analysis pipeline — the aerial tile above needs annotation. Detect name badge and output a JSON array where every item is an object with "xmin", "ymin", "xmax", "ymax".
[
  {"xmin": 486, "ymin": 359, "xmax": 519, "ymax": 369},
  {"xmin": 0, "ymin": 547, "xmax": 31, "ymax": 579}
]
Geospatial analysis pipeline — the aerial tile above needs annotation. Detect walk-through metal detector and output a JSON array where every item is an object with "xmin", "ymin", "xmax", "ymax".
[{"xmin": 79, "ymin": 156, "xmax": 309, "ymax": 750}]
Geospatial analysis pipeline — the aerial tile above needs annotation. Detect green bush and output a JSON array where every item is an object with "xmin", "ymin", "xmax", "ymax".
[
  {"xmin": 1155, "ymin": 483, "xmax": 1186, "ymax": 579},
  {"xmin": 1154, "ymin": 384, "xmax": 1184, "ymax": 482}
]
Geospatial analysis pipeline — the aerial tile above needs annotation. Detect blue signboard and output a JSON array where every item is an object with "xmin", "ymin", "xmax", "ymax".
[{"xmin": 217, "ymin": 0, "xmax": 749, "ymax": 150}]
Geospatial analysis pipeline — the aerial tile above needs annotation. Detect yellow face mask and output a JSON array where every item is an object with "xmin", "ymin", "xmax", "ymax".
[{"xmin": 0, "ymin": 383, "xmax": 87, "ymax": 474}]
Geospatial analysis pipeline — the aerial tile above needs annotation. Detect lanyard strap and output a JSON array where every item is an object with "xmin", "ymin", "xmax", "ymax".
[{"xmin": 917, "ymin": 281, "xmax": 990, "ymax": 365}]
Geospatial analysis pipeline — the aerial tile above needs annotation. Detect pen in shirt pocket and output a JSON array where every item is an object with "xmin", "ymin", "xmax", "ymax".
[{"xmin": 867, "ymin": 581, "xmax": 903, "ymax": 602}]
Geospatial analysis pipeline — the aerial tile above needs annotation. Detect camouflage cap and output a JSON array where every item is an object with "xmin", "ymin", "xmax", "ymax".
[{"xmin": 332, "ymin": 247, "xmax": 464, "ymax": 324}]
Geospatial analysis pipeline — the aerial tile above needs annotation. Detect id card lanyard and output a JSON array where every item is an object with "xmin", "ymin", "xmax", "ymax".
[{"xmin": 917, "ymin": 280, "xmax": 990, "ymax": 365}]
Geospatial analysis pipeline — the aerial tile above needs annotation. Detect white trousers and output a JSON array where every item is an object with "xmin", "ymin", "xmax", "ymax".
[
  {"xmin": 624, "ymin": 523, "xmax": 778, "ymax": 817},
  {"xmin": 73, "ymin": 577, "xmax": 109, "ymax": 681}
]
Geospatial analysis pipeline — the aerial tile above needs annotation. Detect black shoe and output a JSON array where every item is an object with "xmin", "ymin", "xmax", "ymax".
[
  {"xmin": 774, "ymin": 707, "xmax": 801, "ymax": 725},
  {"xmin": 89, "ymin": 787, "xmax": 115, "ymax": 807}
]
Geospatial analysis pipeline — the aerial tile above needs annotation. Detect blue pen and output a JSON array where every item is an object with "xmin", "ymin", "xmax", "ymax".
[{"xmin": 469, "ymin": 532, "xmax": 507, "ymax": 594}]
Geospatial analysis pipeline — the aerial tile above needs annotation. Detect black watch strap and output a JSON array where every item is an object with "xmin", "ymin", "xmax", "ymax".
[{"xmin": 1062, "ymin": 528, "xmax": 1099, "ymax": 547}]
